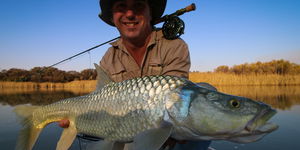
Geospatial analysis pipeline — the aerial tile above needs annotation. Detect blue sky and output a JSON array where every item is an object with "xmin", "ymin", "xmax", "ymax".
[{"xmin": 1, "ymin": 0, "xmax": 299, "ymax": 72}]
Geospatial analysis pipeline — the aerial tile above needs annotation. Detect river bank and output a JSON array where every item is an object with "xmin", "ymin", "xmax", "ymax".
[
  {"xmin": 0, "ymin": 80, "xmax": 96, "ymax": 90},
  {"xmin": 0, "ymin": 73, "xmax": 299, "ymax": 89},
  {"xmin": 189, "ymin": 73, "xmax": 300, "ymax": 86}
]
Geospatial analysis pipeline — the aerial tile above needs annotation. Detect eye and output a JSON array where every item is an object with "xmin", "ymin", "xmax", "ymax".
[
  {"xmin": 134, "ymin": 1, "xmax": 146, "ymax": 11},
  {"xmin": 113, "ymin": 2, "xmax": 127, "ymax": 12},
  {"xmin": 229, "ymin": 99, "xmax": 240, "ymax": 108}
]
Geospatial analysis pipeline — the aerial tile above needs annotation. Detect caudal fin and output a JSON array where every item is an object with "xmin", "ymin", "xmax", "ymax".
[{"xmin": 14, "ymin": 105, "xmax": 41, "ymax": 150}]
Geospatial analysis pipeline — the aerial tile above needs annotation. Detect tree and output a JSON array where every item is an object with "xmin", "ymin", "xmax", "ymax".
[
  {"xmin": 4, "ymin": 68, "xmax": 31, "ymax": 81},
  {"xmin": 214, "ymin": 65, "xmax": 229, "ymax": 73},
  {"xmin": 30, "ymin": 67, "xmax": 43, "ymax": 82},
  {"xmin": 66, "ymin": 71, "xmax": 80, "ymax": 81},
  {"xmin": 0, "ymin": 70, "xmax": 7, "ymax": 81},
  {"xmin": 213, "ymin": 59, "xmax": 300, "ymax": 75},
  {"xmin": 80, "ymin": 69, "xmax": 96, "ymax": 80}
]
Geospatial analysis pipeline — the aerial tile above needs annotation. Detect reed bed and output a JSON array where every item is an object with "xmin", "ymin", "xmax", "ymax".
[
  {"xmin": 0, "ymin": 73, "xmax": 299, "ymax": 90},
  {"xmin": 0, "ymin": 80, "xmax": 96, "ymax": 91},
  {"xmin": 189, "ymin": 73, "xmax": 300, "ymax": 86}
]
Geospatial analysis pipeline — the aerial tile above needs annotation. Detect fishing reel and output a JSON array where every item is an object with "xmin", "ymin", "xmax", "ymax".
[{"xmin": 162, "ymin": 16, "xmax": 185, "ymax": 40}]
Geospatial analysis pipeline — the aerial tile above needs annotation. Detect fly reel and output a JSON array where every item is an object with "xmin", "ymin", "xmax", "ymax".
[{"xmin": 162, "ymin": 16, "xmax": 185, "ymax": 40}]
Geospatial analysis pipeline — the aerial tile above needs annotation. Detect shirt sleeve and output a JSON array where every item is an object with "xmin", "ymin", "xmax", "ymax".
[{"xmin": 161, "ymin": 38, "xmax": 191, "ymax": 78}]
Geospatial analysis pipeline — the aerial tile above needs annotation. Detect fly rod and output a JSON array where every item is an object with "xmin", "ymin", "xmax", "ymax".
[
  {"xmin": 49, "ymin": 3, "xmax": 196, "ymax": 67},
  {"xmin": 49, "ymin": 37, "xmax": 119, "ymax": 67}
]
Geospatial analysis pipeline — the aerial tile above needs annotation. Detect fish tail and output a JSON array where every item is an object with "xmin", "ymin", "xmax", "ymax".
[{"xmin": 14, "ymin": 105, "xmax": 41, "ymax": 150}]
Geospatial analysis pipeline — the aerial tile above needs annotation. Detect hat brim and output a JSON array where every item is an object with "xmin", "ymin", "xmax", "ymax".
[{"xmin": 99, "ymin": 0, "xmax": 167, "ymax": 26}]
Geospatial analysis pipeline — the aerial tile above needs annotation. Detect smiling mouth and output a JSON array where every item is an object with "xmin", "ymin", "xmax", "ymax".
[{"xmin": 123, "ymin": 22, "xmax": 139, "ymax": 27}]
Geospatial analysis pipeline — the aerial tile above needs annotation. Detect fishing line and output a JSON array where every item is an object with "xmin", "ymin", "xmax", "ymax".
[
  {"xmin": 49, "ymin": 37, "xmax": 120, "ymax": 67},
  {"xmin": 88, "ymin": 51, "xmax": 92, "ymax": 70}
]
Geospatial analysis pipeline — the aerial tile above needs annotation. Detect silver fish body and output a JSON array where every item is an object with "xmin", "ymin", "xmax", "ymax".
[
  {"xmin": 35, "ymin": 75, "xmax": 185, "ymax": 142},
  {"xmin": 15, "ymin": 65, "xmax": 278, "ymax": 150}
]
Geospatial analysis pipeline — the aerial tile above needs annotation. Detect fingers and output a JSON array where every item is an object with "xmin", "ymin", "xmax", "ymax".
[{"xmin": 58, "ymin": 119, "xmax": 70, "ymax": 128}]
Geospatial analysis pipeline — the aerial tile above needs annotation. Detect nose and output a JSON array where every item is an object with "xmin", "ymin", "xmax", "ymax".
[{"xmin": 125, "ymin": 9, "xmax": 135, "ymax": 19}]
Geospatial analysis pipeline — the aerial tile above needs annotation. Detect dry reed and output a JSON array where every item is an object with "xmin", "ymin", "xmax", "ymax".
[
  {"xmin": 0, "ymin": 80, "xmax": 96, "ymax": 90},
  {"xmin": 0, "ymin": 73, "xmax": 299, "ymax": 90},
  {"xmin": 189, "ymin": 73, "xmax": 300, "ymax": 86}
]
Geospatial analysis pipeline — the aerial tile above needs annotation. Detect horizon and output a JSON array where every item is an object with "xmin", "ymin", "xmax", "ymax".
[
  {"xmin": 1, "ymin": 59, "xmax": 298, "ymax": 73},
  {"xmin": 1, "ymin": 0, "xmax": 299, "ymax": 72}
]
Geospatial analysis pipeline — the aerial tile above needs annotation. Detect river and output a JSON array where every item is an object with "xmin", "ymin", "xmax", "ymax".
[{"xmin": 0, "ymin": 86, "xmax": 299, "ymax": 150}]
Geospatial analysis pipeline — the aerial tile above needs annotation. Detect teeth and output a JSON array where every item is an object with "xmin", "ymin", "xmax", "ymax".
[
  {"xmin": 124, "ymin": 22, "xmax": 137, "ymax": 26},
  {"xmin": 127, "ymin": 23, "xmax": 134, "ymax": 26}
]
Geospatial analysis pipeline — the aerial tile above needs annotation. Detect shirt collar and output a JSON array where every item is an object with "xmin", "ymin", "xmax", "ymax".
[{"xmin": 109, "ymin": 30, "xmax": 163, "ymax": 52}]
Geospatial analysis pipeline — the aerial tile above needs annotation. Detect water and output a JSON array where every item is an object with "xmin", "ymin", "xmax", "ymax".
[{"xmin": 0, "ymin": 86, "xmax": 299, "ymax": 150}]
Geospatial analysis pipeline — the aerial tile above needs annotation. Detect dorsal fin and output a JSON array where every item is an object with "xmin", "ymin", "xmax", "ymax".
[
  {"xmin": 94, "ymin": 63, "xmax": 113, "ymax": 90},
  {"xmin": 196, "ymin": 82, "xmax": 218, "ymax": 91}
]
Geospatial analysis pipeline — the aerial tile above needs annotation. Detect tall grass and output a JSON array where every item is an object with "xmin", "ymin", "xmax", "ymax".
[
  {"xmin": 0, "ymin": 73, "xmax": 299, "ymax": 90},
  {"xmin": 0, "ymin": 80, "xmax": 96, "ymax": 90},
  {"xmin": 189, "ymin": 72, "xmax": 300, "ymax": 86}
]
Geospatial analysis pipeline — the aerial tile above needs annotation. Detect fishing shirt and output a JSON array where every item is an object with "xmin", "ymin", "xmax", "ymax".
[{"xmin": 100, "ymin": 30, "xmax": 191, "ymax": 82}]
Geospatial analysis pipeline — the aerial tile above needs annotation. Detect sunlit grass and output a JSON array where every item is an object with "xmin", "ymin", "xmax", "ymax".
[
  {"xmin": 0, "ymin": 73, "xmax": 299, "ymax": 91},
  {"xmin": 0, "ymin": 80, "xmax": 96, "ymax": 94},
  {"xmin": 189, "ymin": 72, "xmax": 300, "ymax": 86}
]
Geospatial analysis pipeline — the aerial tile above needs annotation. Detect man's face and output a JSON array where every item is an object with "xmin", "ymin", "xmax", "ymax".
[{"xmin": 112, "ymin": 0, "xmax": 152, "ymax": 40}]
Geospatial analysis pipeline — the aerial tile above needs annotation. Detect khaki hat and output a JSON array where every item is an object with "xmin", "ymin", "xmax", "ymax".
[{"xmin": 99, "ymin": 0, "xmax": 167, "ymax": 26}]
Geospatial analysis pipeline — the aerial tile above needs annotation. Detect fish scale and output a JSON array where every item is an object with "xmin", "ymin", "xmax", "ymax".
[{"xmin": 32, "ymin": 75, "xmax": 185, "ymax": 142}]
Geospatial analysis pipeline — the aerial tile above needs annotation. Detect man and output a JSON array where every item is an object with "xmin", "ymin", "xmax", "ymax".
[
  {"xmin": 99, "ymin": 0, "xmax": 190, "ymax": 82},
  {"xmin": 59, "ymin": 0, "xmax": 211, "ymax": 149}
]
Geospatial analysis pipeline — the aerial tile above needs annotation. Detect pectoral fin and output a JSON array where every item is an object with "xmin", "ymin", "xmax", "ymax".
[
  {"xmin": 130, "ymin": 125, "xmax": 173, "ymax": 150},
  {"xmin": 56, "ymin": 125, "xmax": 77, "ymax": 150}
]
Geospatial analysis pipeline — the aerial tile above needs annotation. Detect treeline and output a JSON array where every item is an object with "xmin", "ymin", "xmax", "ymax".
[
  {"xmin": 0, "ymin": 67, "xmax": 96, "ymax": 83},
  {"xmin": 1, "ymin": 59, "xmax": 299, "ymax": 83},
  {"xmin": 214, "ymin": 59, "xmax": 300, "ymax": 75}
]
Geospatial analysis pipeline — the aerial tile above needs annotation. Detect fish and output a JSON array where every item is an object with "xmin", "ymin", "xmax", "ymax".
[{"xmin": 14, "ymin": 64, "xmax": 278, "ymax": 150}]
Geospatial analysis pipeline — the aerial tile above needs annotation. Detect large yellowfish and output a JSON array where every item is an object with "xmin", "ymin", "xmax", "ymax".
[{"xmin": 14, "ymin": 64, "xmax": 278, "ymax": 150}]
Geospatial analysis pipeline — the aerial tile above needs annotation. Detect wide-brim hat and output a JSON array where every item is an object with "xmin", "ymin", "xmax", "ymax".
[{"xmin": 99, "ymin": 0, "xmax": 167, "ymax": 26}]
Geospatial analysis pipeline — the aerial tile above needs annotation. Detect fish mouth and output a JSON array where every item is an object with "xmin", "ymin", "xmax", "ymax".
[
  {"xmin": 228, "ymin": 108, "xmax": 278, "ymax": 143},
  {"xmin": 245, "ymin": 108, "xmax": 278, "ymax": 134}
]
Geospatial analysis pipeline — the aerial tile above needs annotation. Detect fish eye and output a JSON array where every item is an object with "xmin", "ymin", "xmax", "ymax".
[{"xmin": 229, "ymin": 99, "xmax": 240, "ymax": 108}]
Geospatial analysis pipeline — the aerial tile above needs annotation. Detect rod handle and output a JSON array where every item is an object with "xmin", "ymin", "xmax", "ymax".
[
  {"xmin": 154, "ymin": 3, "xmax": 197, "ymax": 24},
  {"xmin": 185, "ymin": 3, "xmax": 196, "ymax": 12}
]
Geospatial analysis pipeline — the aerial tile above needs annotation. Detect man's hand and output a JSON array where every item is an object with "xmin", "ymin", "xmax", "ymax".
[{"xmin": 58, "ymin": 119, "xmax": 70, "ymax": 128}]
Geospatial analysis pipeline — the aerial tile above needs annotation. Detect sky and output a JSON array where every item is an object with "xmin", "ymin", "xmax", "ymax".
[{"xmin": 0, "ymin": 0, "xmax": 299, "ymax": 72}]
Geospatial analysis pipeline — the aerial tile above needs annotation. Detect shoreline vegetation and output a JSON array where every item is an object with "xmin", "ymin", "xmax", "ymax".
[
  {"xmin": 0, "ymin": 80, "xmax": 96, "ymax": 90},
  {"xmin": 189, "ymin": 73, "xmax": 300, "ymax": 86},
  {"xmin": 1, "ymin": 73, "xmax": 299, "ymax": 90},
  {"xmin": 1, "ymin": 59, "xmax": 299, "ymax": 89}
]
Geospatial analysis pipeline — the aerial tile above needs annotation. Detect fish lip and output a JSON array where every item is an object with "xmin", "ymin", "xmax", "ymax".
[{"xmin": 245, "ymin": 108, "xmax": 277, "ymax": 133}]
